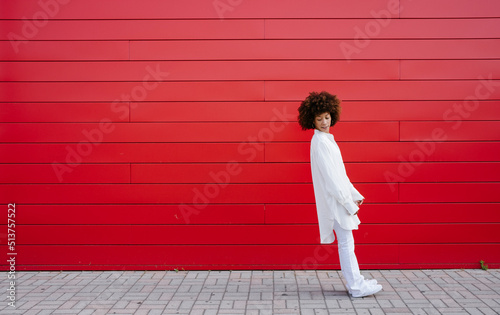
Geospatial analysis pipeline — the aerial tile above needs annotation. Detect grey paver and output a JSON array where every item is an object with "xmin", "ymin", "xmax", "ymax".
[{"xmin": 0, "ymin": 269, "xmax": 498, "ymax": 314}]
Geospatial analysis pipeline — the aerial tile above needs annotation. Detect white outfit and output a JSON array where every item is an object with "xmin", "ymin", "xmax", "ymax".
[
  {"xmin": 310, "ymin": 129, "xmax": 382, "ymax": 297},
  {"xmin": 333, "ymin": 220, "xmax": 382, "ymax": 297},
  {"xmin": 310, "ymin": 129, "xmax": 362, "ymax": 243}
]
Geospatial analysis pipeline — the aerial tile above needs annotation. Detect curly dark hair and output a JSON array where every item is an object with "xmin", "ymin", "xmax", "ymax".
[{"xmin": 297, "ymin": 91, "xmax": 342, "ymax": 130}]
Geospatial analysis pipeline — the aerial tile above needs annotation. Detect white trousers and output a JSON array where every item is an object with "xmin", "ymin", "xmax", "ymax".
[{"xmin": 333, "ymin": 220, "xmax": 379, "ymax": 296}]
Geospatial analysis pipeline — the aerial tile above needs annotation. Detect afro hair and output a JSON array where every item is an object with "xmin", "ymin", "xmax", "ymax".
[{"xmin": 297, "ymin": 91, "xmax": 342, "ymax": 130}]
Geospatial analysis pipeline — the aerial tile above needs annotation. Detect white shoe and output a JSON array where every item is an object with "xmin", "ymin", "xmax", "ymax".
[
  {"xmin": 347, "ymin": 279, "xmax": 379, "ymax": 295},
  {"xmin": 366, "ymin": 279, "xmax": 378, "ymax": 286},
  {"xmin": 348, "ymin": 279, "xmax": 378, "ymax": 295},
  {"xmin": 351, "ymin": 284, "xmax": 383, "ymax": 298}
]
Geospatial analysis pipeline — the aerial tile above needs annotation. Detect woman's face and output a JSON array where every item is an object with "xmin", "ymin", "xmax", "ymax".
[{"xmin": 314, "ymin": 112, "xmax": 331, "ymax": 133}]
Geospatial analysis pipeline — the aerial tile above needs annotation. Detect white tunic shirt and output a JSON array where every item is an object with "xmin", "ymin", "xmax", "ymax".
[{"xmin": 310, "ymin": 129, "xmax": 364, "ymax": 244}]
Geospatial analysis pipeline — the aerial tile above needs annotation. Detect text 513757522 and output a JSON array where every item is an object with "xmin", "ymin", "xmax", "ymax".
[{"xmin": 7, "ymin": 203, "xmax": 16, "ymax": 308}]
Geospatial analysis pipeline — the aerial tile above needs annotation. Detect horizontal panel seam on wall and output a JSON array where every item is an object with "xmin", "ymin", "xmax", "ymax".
[
  {"xmin": 1, "ymin": 120, "xmax": 498, "ymax": 123},
  {"xmin": 11, "ymin": 223, "xmax": 500, "ymax": 226},
  {"xmin": 1, "ymin": 141, "xmax": 500, "ymax": 144},
  {"xmin": 8, "ymin": 244, "xmax": 499, "ymax": 247},
  {"xmin": 6, "ymin": 36, "xmax": 328, "ymax": 42},
  {"xmin": 5, "ymin": 80, "xmax": 500, "ymax": 83},
  {"xmin": 0, "ymin": 25, "xmax": 499, "ymax": 42}
]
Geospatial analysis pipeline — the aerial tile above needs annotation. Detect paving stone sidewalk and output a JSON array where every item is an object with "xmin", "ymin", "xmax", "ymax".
[{"xmin": 1, "ymin": 269, "xmax": 499, "ymax": 315}]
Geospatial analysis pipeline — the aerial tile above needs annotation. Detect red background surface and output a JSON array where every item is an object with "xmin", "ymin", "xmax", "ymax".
[{"xmin": 0, "ymin": 0, "xmax": 499, "ymax": 270}]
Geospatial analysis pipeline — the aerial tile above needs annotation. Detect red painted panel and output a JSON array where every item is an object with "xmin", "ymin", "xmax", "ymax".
[
  {"xmin": 16, "ymin": 225, "xmax": 319, "ymax": 245},
  {"xmin": 0, "ymin": 0, "xmax": 398, "ymax": 19},
  {"xmin": 361, "ymin": 203, "xmax": 500, "ymax": 224},
  {"xmin": 3, "ymin": 244, "xmax": 399, "ymax": 267},
  {"xmin": 1, "ymin": 83, "xmax": 498, "ymax": 108},
  {"xmin": 358, "ymin": 39, "xmax": 500, "ymax": 59},
  {"xmin": 399, "ymin": 245, "xmax": 500, "ymax": 265},
  {"xmin": 400, "ymin": 183, "xmax": 500, "ymax": 203},
  {"xmin": 0, "ymin": 81, "xmax": 265, "ymax": 102},
  {"xmin": 342, "ymin": 101, "xmax": 500, "ymax": 121},
  {"xmin": 0, "ymin": 60, "xmax": 399, "ymax": 81},
  {"xmin": 14, "ymin": 224, "xmax": 500, "ymax": 245},
  {"xmin": 6, "ymin": 202, "xmax": 500, "ymax": 227},
  {"xmin": 0, "ymin": 204, "xmax": 265, "ymax": 225},
  {"xmin": 401, "ymin": 60, "xmax": 500, "ymax": 79},
  {"xmin": 5, "ymin": 204, "xmax": 494, "ymax": 231},
  {"xmin": 0, "ymin": 20, "xmax": 264, "ymax": 40},
  {"xmin": 266, "ymin": 18, "xmax": 500, "ymax": 39},
  {"xmin": 131, "ymin": 162, "xmax": 500, "ymax": 184},
  {"xmin": 265, "ymin": 80, "xmax": 500, "ymax": 101},
  {"xmin": 346, "ymin": 162, "xmax": 500, "ymax": 183},
  {"xmin": 265, "ymin": 142, "xmax": 500, "ymax": 162},
  {"xmin": 0, "ymin": 102, "xmax": 129, "ymax": 123},
  {"xmin": 9, "ymin": 204, "xmax": 500, "ymax": 231},
  {"xmin": 0, "ymin": 183, "xmax": 397, "ymax": 204},
  {"xmin": 355, "ymin": 224, "xmax": 500, "ymax": 244},
  {"xmin": 0, "ymin": 122, "xmax": 398, "ymax": 142},
  {"xmin": 0, "ymin": 183, "xmax": 315, "ymax": 204},
  {"xmin": 400, "ymin": 0, "xmax": 500, "ymax": 18},
  {"xmin": 401, "ymin": 121, "xmax": 500, "ymax": 141},
  {"xmin": 131, "ymin": 100, "xmax": 500, "ymax": 123},
  {"xmin": 131, "ymin": 102, "xmax": 299, "ymax": 122},
  {"xmin": 131, "ymin": 163, "xmax": 311, "ymax": 184},
  {"xmin": 266, "ymin": 204, "xmax": 319, "ymax": 224},
  {"xmin": 3, "ymin": 244, "xmax": 499, "ymax": 269},
  {"xmin": 0, "ymin": 41, "xmax": 129, "ymax": 61},
  {"xmin": 265, "ymin": 203, "xmax": 500, "ymax": 224},
  {"xmin": 3, "ymin": 100, "xmax": 498, "ymax": 123},
  {"xmin": 0, "ymin": 164, "xmax": 130, "ymax": 183},
  {"xmin": 130, "ymin": 39, "xmax": 500, "ymax": 60},
  {"xmin": 4, "ymin": 15, "xmax": 498, "ymax": 42},
  {"xmin": 0, "ymin": 143, "xmax": 265, "ymax": 163}
]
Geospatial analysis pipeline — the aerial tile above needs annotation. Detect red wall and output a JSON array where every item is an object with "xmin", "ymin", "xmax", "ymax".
[{"xmin": 1, "ymin": 0, "xmax": 500, "ymax": 270}]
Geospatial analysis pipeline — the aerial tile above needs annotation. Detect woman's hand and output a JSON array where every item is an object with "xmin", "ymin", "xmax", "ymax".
[{"xmin": 354, "ymin": 199, "xmax": 364, "ymax": 215}]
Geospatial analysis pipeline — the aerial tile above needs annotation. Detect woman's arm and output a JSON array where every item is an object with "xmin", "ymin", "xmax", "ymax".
[{"xmin": 313, "ymin": 141, "xmax": 359, "ymax": 215}]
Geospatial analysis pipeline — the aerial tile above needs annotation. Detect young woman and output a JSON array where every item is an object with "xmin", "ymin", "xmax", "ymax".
[{"xmin": 298, "ymin": 91, "xmax": 382, "ymax": 298}]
